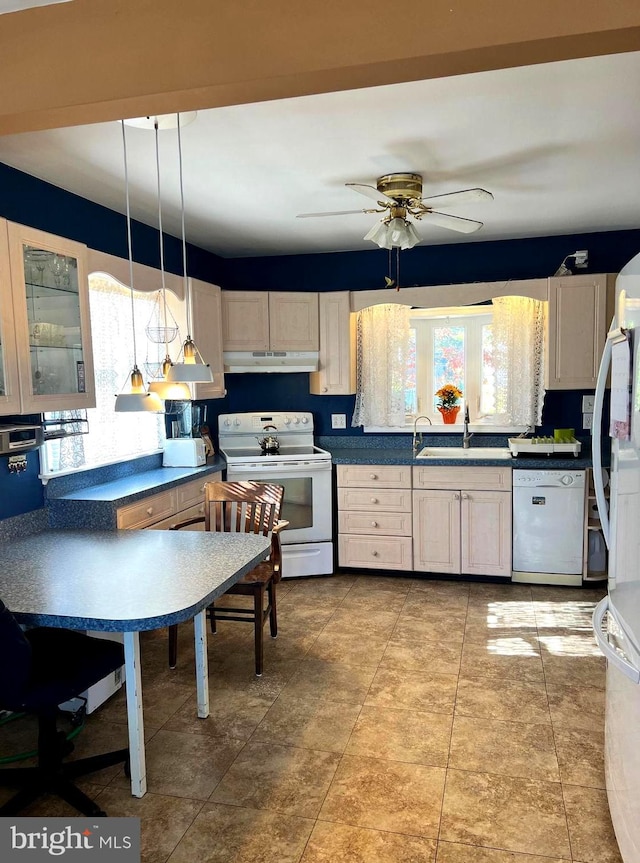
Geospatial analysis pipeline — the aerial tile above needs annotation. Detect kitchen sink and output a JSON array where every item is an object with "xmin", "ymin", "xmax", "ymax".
[{"xmin": 416, "ymin": 446, "xmax": 512, "ymax": 459}]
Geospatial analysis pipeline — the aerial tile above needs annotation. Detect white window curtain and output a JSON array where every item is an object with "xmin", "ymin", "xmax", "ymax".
[
  {"xmin": 43, "ymin": 275, "xmax": 165, "ymax": 473},
  {"xmin": 492, "ymin": 295, "xmax": 546, "ymax": 427},
  {"xmin": 352, "ymin": 303, "xmax": 411, "ymax": 428}
]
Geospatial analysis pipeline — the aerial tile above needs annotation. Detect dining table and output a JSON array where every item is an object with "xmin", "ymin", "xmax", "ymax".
[{"xmin": 0, "ymin": 527, "xmax": 271, "ymax": 797}]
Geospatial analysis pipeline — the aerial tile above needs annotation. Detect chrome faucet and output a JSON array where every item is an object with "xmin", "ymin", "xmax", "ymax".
[
  {"xmin": 412, "ymin": 415, "xmax": 432, "ymax": 455},
  {"xmin": 462, "ymin": 405, "xmax": 473, "ymax": 449}
]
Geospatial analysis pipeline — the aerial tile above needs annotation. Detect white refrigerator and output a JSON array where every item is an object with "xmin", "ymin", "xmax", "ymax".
[{"xmin": 592, "ymin": 250, "xmax": 640, "ymax": 863}]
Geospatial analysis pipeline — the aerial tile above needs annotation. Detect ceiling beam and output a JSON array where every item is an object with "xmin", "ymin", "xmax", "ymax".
[{"xmin": 0, "ymin": 0, "xmax": 639, "ymax": 135}]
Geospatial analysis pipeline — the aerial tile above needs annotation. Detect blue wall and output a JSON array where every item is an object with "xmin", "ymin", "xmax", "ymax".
[{"xmin": 1, "ymin": 162, "xmax": 638, "ymax": 518}]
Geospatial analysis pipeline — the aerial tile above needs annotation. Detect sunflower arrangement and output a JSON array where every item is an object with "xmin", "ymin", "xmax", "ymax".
[{"xmin": 435, "ymin": 384, "xmax": 463, "ymax": 409}]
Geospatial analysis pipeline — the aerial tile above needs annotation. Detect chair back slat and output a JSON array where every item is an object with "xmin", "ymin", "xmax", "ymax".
[{"xmin": 202, "ymin": 481, "xmax": 284, "ymax": 539}]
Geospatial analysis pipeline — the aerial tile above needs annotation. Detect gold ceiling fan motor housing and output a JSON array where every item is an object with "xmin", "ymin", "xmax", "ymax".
[{"xmin": 376, "ymin": 173, "xmax": 423, "ymax": 203}]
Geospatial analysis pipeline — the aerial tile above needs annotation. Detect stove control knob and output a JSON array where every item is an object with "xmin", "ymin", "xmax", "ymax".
[
  {"xmin": 233, "ymin": 418, "xmax": 241, "ymax": 427},
  {"xmin": 223, "ymin": 418, "xmax": 232, "ymax": 427},
  {"xmin": 301, "ymin": 416, "xmax": 309, "ymax": 424},
  {"xmin": 561, "ymin": 475, "xmax": 573, "ymax": 485},
  {"xmin": 293, "ymin": 416, "xmax": 300, "ymax": 424},
  {"xmin": 283, "ymin": 416, "xmax": 291, "ymax": 425}
]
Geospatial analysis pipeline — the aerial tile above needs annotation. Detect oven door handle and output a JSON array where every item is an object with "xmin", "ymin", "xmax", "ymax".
[{"xmin": 226, "ymin": 460, "xmax": 332, "ymax": 473}]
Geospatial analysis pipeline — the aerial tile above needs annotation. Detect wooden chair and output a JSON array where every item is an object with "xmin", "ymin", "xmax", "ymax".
[{"xmin": 167, "ymin": 481, "xmax": 287, "ymax": 676}]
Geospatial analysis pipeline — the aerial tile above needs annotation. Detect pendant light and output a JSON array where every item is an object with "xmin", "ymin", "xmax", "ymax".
[
  {"xmin": 115, "ymin": 121, "xmax": 164, "ymax": 413},
  {"xmin": 167, "ymin": 113, "xmax": 213, "ymax": 384},
  {"xmin": 146, "ymin": 119, "xmax": 191, "ymax": 402}
]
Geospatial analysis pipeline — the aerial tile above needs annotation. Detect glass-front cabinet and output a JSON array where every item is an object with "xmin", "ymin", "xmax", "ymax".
[
  {"xmin": 4, "ymin": 221, "xmax": 95, "ymax": 413},
  {"xmin": 0, "ymin": 223, "xmax": 21, "ymax": 413}
]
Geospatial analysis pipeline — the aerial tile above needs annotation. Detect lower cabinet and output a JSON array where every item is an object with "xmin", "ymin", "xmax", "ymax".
[
  {"xmin": 337, "ymin": 464, "xmax": 413, "ymax": 570},
  {"xmin": 116, "ymin": 473, "xmax": 221, "ymax": 531},
  {"xmin": 412, "ymin": 466, "xmax": 512, "ymax": 578}
]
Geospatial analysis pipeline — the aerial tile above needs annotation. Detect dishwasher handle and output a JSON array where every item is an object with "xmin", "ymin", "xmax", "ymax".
[{"xmin": 592, "ymin": 596, "xmax": 640, "ymax": 684}]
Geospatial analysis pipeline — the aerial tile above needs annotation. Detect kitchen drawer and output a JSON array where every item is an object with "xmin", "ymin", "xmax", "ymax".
[
  {"xmin": 337, "ymin": 464, "xmax": 411, "ymax": 489},
  {"xmin": 339, "ymin": 510, "xmax": 412, "ymax": 536},
  {"xmin": 175, "ymin": 472, "xmax": 221, "ymax": 510},
  {"xmin": 116, "ymin": 489, "xmax": 176, "ymax": 530},
  {"xmin": 146, "ymin": 502, "xmax": 206, "ymax": 531},
  {"xmin": 338, "ymin": 534, "xmax": 412, "ymax": 570},
  {"xmin": 413, "ymin": 465, "xmax": 512, "ymax": 492},
  {"xmin": 338, "ymin": 487, "xmax": 412, "ymax": 512}
]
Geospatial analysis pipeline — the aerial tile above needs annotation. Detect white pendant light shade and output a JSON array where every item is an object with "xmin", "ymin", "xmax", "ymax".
[
  {"xmin": 363, "ymin": 220, "xmax": 392, "ymax": 249},
  {"xmin": 115, "ymin": 365, "xmax": 164, "ymax": 412},
  {"xmin": 147, "ymin": 379, "xmax": 192, "ymax": 400}
]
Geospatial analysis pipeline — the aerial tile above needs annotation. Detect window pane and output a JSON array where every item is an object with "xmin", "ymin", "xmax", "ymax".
[
  {"xmin": 433, "ymin": 326, "xmax": 464, "ymax": 410},
  {"xmin": 481, "ymin": 322, "xmax": 496, "ymax": 415}
]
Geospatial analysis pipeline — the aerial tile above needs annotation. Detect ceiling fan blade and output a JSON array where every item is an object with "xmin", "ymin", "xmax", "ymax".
[
  {"xmin": 296, "ymin": 209, "xmax": 366, "ymax": 219},
  {"xmin": 419, "ymin": 188, "xmax": 494, "ymax": 208},
  {"xmin": 345, "ymin": 183, "xmax": 397, "ymax": 205},
  {"xmin": 422, "ymin": 211, "xmax": 484, "ymax": 233}
]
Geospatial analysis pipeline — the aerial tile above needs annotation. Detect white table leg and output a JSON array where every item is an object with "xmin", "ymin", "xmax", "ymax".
[
  {"xmin": 193, "ymin": 610, "xmax": 210, "ymax": 718},
  {"xmin": 123, "ymin": 631, "xmax": 147, "ymax": 797}
]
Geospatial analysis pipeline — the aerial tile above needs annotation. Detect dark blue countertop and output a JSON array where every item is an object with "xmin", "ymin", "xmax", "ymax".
[
  {"xmin": 47, "ymin": 457, "xmax": 226, "ymax": 530},
  {"xmin": 325, "ymin": 445, "xmax": 592, "ymax": 470}
]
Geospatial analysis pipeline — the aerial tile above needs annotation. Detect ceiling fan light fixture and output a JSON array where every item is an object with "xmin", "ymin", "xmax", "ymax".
[{"xmin": 364, "ymin": 216, "xmax": 420, "ymax": 251}]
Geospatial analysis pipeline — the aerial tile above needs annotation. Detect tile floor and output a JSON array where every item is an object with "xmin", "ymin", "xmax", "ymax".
[{"xmin": 0, "ymin": 574, "xmax": 623, "ymax": 863}]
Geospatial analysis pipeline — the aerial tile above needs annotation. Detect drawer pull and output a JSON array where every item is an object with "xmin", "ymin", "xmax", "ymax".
[
  {"xmin": 370, "ymin": 473, "xmax": 378, "ymax": 480},
  {"xmin": 370, "ymin": 497, "xmax": 378, "ymax": 504},
  {"xmin": 371, "ymin": 550, "xmax": 379, "ymax": 557},
  {"xmin": 146, "ymin": 507, "xmax": 154, "ymax": 515},
  {"xmin": 371, "ymin": 521, "xmax": 378, "ymax": 527}
]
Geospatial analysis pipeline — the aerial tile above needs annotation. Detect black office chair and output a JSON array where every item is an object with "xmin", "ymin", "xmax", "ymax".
[{"xmin": 0, "ymin": 599, "xmax": 129, "ymax": 817}]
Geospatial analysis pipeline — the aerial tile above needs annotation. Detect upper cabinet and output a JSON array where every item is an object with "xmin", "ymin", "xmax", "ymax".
[
  {"xmin": 310, "ymin": 291, "xmax": 356, "ymax": 395},
  {"xmin": 545, "ymin": 273, "xmax": 614, "ymax": 390},
  {"xmin": 222, "ymin": 290, "xmax": 319, "ymax": 351},
  {"xmin": 189, "ymin": 278, "xmax": 225, "ymax": 399},
  {"xmin": 0, "ymin": 221, "xmax": 21, "ymax": 414},
  {"xmin": 2, "ymin": 220, "xmax": 95, "ymax": 414}
]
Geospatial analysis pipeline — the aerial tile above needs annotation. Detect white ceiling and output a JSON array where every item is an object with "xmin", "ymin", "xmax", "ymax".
[{"xmin": 0, "ymin": 51, "xmax": 638, "ymax": 259}]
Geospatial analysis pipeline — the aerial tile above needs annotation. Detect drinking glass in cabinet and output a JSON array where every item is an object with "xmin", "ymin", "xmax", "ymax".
[{"xmin": 23, "ymin": 245, "xmax": 85, "ymax": 397}]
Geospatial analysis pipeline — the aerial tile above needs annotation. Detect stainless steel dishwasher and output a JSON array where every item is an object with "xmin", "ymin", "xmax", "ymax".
[{"xmin": 512, "ymin": 469, "xmax": 586, "ymax": 586}]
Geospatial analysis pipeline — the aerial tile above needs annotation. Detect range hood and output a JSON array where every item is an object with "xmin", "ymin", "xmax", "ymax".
[{"xmin": 223, "ymin": 350, "xmax": 319, "ymax": 373}]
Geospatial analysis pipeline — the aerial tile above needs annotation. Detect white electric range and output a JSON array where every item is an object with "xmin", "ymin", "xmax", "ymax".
[{"xmin": 218, "ymin": 412, "xmax": 333, "ymax": 577}]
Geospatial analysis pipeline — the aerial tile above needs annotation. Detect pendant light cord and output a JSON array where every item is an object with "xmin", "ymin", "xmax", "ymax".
[
  {"xmin": 154, "ymin": 120, "xmax": 170, "ymax": 357},
  {"xmin": 176, "ymin": 113, "xmax": 191, "ymax": 340},
  {"xmin": 121, "ymin": 120, "xmax": 138, "ymax": 366}
]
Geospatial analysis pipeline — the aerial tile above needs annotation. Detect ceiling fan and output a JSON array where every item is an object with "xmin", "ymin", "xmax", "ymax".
[{"xmin": 297, "ymin": 173, "xmax": 493, "ymax": 249}]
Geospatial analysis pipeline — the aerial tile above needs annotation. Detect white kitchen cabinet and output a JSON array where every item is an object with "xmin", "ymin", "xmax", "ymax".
[
  {"xmin": 117, "ymin": 473, "xmax": 221, "ymax": 531},
  {"xmin": 337, "ymin": 464, "xmax": 412, "ymax": 570},
  {"xmin": 2, "ymin": 220, "xmax": 95, "ymax": 413},
  {"xmin": 545, "ymin": 273, "xmax": 614, "ymax": 390},
  {"xmin": 189, "ymin": 278, "xmax": 225, "ymax": 399},
  {"xmin": 413, "ymin": 466, "xmax": 512, "ymax": 577},
  {"xmin": 309, "ymin": 291, "xmax": 356, "ymax": 395},
  {"xmin": 221, "ymin": 290, "xmax": 318, "ymax": 351}
]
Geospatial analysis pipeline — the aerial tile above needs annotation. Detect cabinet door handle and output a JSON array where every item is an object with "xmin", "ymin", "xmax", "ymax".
[
  {"xmin": 461, "ymin": 492, "xmax": 469, "ymax": 500},
  {"xmin": 371, "ymin": 520, "xmax": 378, "ymax": 527},
  {"xmin": 370, "ymin": 473, "xmax": 378, "ymax": 480},
  {"xmin": 146, "ymin": 507, "xmax": 154, "ymax": 515},
  {"xmin": 454, "ymin": 493, "xmax": 460, "ymax": 500},
  {"xmin": 371, "ymin": 550, "xmax": 379, "ymax": 556},
  {"xmin": 322, "ymin": 386, "xmax": 328, "ymax": 393},
  {"xmin": 370, "ymin": 497, "xmax": 378, "ymax": 504}
]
